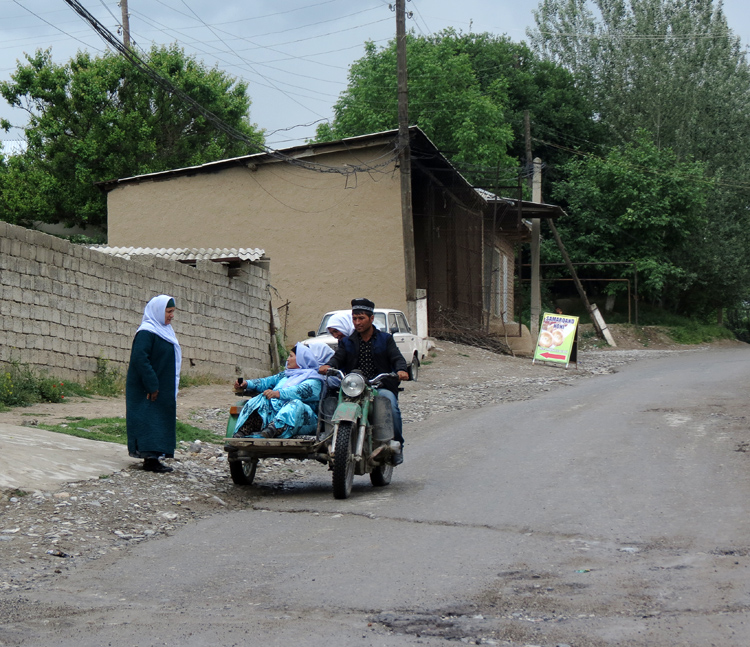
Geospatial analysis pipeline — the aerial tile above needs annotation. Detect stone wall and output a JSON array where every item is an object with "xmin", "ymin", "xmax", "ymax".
[{"xmin": 0, "ymin": 221, "xmax": 273, "ymax": 384}]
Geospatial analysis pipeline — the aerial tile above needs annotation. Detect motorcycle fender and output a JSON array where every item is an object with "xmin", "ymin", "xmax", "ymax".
[{"xmin": 331, "ymin": 402, "xmax": 362, "ymax": 423}]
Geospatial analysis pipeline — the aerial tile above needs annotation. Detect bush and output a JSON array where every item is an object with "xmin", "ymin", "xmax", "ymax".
[
  {"xmin": 0, "ymin": 361, "xmax": 67, "ymax": 406},
  {"xmin": 665, "ymin": 322, "xmax": 735, "ymax": 345},
  {"xmin": 85, "ymin": 356, "xmax": 123, "ymax": 397},
  {"xmin": 37, "ymin": 378, "xmax": 66, "ymax": 403}
]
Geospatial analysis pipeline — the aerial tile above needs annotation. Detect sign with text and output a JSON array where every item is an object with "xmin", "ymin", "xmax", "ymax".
[{"xmin": 533, "ymin": 312, "xmax": 579, "ymax": 368}]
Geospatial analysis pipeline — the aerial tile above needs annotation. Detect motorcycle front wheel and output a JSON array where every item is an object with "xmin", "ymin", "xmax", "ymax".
[{"xmin": 332, "ymin": 421, "xmax": 355, "ymax": 499}]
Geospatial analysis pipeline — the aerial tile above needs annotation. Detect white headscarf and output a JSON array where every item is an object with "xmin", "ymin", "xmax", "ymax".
[
  {"xmin": 327, "ymin": 311, "xmax": 354, "ymax": 337},
  {"xmin": 283, "ymin": 342, "xmax": 333, "ymax": 387},
  {"xmin": 136, "ymin": 294, "xmax": 182, "ymax": 397}
]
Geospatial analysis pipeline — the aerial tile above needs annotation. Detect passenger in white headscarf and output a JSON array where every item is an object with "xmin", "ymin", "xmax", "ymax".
[
  {"xmin": 232, "ymin": 342, "xmax": 334, "ymax": 439},
  {"xmin": 326, "ymin": 311, "xmax": 354, "ymax": 341},
  {"xmin": 126, "ymin": 295, "xmax": 182, "ymax": 473}
]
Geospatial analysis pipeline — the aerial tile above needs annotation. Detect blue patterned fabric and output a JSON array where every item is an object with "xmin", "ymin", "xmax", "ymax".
[{"xmin": 235, "ymin": 373, "xmax": 323, "ymax": 437}]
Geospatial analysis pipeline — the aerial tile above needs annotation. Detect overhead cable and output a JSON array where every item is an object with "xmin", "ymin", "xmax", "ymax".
[{"xmin": 60, "ymin": 0, "xmax": 398, "ymax": 177}]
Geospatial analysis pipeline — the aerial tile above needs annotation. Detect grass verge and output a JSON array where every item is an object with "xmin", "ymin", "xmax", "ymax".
[{"xmin": 37, "ymin": 417, "xmax": 222, "ymax": 445}]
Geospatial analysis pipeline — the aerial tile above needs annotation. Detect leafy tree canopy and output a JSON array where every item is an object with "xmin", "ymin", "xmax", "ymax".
[
  {"xmin": 544, "ymin": 132, "xmax": 716, "ymax": 308},
  {"xmin": 316, "ymin": 29, "xmax": 601, "ymax": 189},
  {"xmin": 529, "ymin": 0, "xmax": 750, "ymax": 166},
  {"xmin": 530, "ymin": 0, "xmax": 750, "ymax": 317},
  {"xmin": 0, "ymin": 45, "xmax": 264, "ymax": 230}
]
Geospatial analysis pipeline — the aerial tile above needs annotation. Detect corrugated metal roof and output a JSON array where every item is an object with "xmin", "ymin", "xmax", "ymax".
[{"xmin": 89, "ymin": 246, "xmax": 266, "ymax": 263}]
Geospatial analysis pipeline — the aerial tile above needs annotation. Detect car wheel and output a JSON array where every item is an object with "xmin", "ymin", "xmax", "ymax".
[{"xmin": 408, "ymin": 354, "xmax": 419, "ymax": 382}]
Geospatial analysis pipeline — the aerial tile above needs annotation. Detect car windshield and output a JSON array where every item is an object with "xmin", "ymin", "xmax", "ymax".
[{"xmin": 316, "ymin": 311, "xmax": 387, "ymax": 335}]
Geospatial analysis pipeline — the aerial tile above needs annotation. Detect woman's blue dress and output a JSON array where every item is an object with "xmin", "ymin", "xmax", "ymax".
[{"xmin": 235, "ymin": 373, "xmax": 323, "ymax": 437}]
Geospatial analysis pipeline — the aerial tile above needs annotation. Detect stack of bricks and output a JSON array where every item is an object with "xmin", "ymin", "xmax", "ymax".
[{"xmin": 0, "ymin": 221, "xmax": 272, "ymax": 383}]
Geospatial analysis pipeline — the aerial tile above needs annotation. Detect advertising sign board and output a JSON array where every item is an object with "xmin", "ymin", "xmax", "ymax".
[{"xmin": 533, "ymin": 312, "xmax": 579, "ymax": 368}]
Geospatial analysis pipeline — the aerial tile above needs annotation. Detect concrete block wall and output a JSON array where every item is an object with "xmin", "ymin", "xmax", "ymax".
[{"xmin": 0, "ymin": 221, "xmax": 272, "ymax": 384}]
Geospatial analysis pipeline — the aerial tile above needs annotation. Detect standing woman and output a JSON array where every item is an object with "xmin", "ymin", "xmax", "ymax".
[{"xmin": 126, "ymin": 295, "xmax": 182, "ymax": 473}]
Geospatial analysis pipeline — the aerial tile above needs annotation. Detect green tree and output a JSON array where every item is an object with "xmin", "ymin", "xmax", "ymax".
[
  {"xmin": 316, "ymin": 30, "xmax": 600, "ymax": 188},
  {"xmin": 529, "ymin": 0, "xmax": 750, "ymax": 166},
  {"xmin": 544, "ymin": 132, "xmax": 714, "ymax": 308},
  {"xmin": 530, "ymin": 0, "xmax": 750, "ymax": 316},
  {"xmin": 0, "ymin": 45, "xmax": 264, "ymax": 230}
]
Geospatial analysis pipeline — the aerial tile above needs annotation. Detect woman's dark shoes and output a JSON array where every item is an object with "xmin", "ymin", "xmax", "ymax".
[{"xmin": 143, "ymin": 458, "xmax": 173, "ymax": 473}]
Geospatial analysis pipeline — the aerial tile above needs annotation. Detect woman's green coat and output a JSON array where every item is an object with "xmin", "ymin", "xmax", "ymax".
[{"xmin": 126, "ymin": 330, "xmax": 177, "ymax": 458}]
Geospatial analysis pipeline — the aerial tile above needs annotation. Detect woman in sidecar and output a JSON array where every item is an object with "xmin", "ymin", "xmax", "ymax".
[{"xmin": 232, "ymin": 343, "xmax": 333, "ymax": 439}]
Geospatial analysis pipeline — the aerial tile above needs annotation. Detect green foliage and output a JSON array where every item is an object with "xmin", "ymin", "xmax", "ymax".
[
  {"xmin": 61, "ymin": 233, "xmax": 107, "ymax": 245},
  {"xmin": 277, "ymin": 330, "xmax": 289, "ymax": 364},
  {"xmin": 85, "ymin": 356, "xmax": 123, "ymax": 397},
  {"xmin": 665, "ymin": 322, "xmax": 735, "ymax": 345},
  {"xmin": 37, "ymin": 378, "xmax": 66, "ymax": 403},
  {"xmin": 726, "ymin": 303, "xmax": 750, "ymax": 343},
  {"xmin": 0, "ymin": 45, "xmax": 264, "ymax": 229},
  {"xmin": 530, "ymin": 0, "xmax": 750, "ymax": 163},
  {"xmin": 0, "ymin": 361, "xmax": 67, "ymax": 406},
  {"xmin": 544, "ymin": 131, "xmax": 714, "ymax": 308},
  {"xmin": 317, "ymin": 30, "xmax": 598, "ymax": 186},
  {"xmin": 530, "ymin": 0, "xmax": 750, "ymax": 315},
  {"xmin": 38, "ymin": 417, "xmax": 221, "ymax": 445}
]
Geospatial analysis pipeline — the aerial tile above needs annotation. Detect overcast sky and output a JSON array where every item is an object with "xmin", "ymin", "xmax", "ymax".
[{"xmin": 1, "ymin": 0, "xmax": 749, "ymax": 152}]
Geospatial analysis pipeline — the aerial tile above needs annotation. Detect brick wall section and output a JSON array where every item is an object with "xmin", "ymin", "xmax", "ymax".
[{"xmin": 0, "ymin": 221, "xmax": 272, "ymax": 383}]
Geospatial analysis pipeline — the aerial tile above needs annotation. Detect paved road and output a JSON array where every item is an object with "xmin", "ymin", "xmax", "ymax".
[{"xmin": 5, "ymin": 347, "xmax": 750, "ymax": 646}]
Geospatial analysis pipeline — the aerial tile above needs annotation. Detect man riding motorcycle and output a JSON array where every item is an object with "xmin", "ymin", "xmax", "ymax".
[{"xmin": 318, "ymin": 297, "xmax": 409, "ymax": 465}]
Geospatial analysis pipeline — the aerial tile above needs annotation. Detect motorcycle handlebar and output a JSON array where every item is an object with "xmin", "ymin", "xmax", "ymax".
[
  {"xmin": 325, "ymin": 369, "xmax": 398, "ymax": 385},
  {"xmin": 370, "ymin": 372, "xmax": 398, "ymax": 385}
]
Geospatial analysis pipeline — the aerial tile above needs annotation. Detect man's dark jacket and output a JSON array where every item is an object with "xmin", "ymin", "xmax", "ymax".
[{"xmin": 329, "ymin": 326, "xmax": 407, "ymax": 395}]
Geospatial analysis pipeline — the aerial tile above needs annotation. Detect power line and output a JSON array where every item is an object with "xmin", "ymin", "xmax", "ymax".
[
  {"xmin": 177, "ymin": 0, "xmax": 326, "ymax": 118},
  {"xmin": 57, "ymin": 0, "xmax": 400, "ymax": 178}
]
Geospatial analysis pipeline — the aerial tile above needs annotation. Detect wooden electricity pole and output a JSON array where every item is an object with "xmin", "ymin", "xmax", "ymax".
[
  {"xmin": 120, "ymin": 0, "xmax": 131, "ymax": 48},
  {"xmin": 395, "ymin": 0, "xmax": 417, "ymax": 326},
  {"xmin": 530, "ymin": 158, "xmax": 542, "ymax": 341}
]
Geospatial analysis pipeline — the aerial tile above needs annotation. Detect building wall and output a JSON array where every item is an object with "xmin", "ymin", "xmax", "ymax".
[
  {"xmin": 0, "ymin": 221, "xmax": 272, "ymax": 383},
  {"xmin": 106, "ymin": 148, "xmax": 407, "ymax": 345}
]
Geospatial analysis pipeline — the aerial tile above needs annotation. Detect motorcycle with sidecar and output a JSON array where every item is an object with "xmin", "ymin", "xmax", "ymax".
[{"xmin": 223, "ymin": 369, "xmax": 400, "ymax": 499}]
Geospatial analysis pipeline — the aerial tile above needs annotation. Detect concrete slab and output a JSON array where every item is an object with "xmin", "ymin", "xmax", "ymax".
[{"xmin": 0, "ymin": 423, "xmax": 138, "ymax": 492}]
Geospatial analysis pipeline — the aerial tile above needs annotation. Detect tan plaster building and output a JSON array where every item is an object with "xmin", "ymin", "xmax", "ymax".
[{"xmin": 100, "ymin": 127, "xmax": 562, "ymax": 347}]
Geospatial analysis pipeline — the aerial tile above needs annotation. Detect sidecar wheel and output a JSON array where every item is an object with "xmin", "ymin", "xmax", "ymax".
[
  {"xmin": 332, "ymin": 422, "xmax": 355, "ymax": 499},
  {"xmin": 370, "ymin": 462, "xmax": 393, "ymax": 487},
  {"xmin": 229, "ymin": 457, "xmax": 258, "ymax": 485}
]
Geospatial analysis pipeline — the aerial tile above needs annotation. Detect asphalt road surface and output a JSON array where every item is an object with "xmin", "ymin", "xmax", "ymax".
[{"xmin": 4, "ymin": 346, "xmax": 750, "ymax": 646}]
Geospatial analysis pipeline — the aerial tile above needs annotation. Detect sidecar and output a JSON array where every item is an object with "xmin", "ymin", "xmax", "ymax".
[
  {"xmin": 222, "ymin": 380, "xmax": 396, "ymax": 496},
  {"xmin": 222, "ymin": 392, "xmax": 335, "ymax": 486}
]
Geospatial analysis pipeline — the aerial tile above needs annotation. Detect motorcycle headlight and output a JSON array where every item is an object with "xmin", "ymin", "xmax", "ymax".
[{"xmin": 341, "ymin": 373, "xmax": 366, "ymax": 397}]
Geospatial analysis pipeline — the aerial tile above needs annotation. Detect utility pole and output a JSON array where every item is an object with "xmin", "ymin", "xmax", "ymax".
[
  {"xmin": 395, "ymin": 0, "xmax": 417, "ymax": 327},
  {"xmin": 120, "ymin": 0, "xmax": 131, "ymax": 49},
  {"xmin": 530, "ymin": 158, "xmax": 542, "ymax": 341},
  {"xmin": 524, "ymin": 111, "xmax": 533, "ymax": 193}
]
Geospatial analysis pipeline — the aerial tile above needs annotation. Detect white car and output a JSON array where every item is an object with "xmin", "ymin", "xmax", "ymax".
[{"xmin": 305, "ymin": 308, "xmax": 428, "ymax": 381}]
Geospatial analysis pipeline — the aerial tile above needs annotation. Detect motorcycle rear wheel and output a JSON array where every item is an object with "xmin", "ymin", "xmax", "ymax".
[
  {"xmin": 370, "ymin": 462, "xmax": 393, "ymax": 487},
  {"xmin": 332, "ymin": 422, "xmax": 355, "ymax": 499}
]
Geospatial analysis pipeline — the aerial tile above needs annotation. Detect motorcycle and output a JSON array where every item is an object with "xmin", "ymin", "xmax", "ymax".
[{"xmin": 223, "ymin": 369, "xmax": 400, "ymax": 499}]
